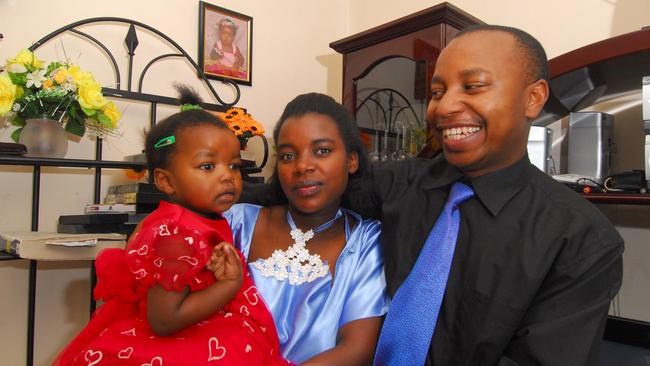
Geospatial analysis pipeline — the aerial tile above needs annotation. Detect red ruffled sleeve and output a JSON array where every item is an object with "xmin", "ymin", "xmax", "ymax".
[{"xmin": 125, "ymin": 218, "xmax": 214, "ymax": 292}]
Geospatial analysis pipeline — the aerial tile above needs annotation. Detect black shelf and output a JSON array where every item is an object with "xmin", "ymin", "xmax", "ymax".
[
  {"xmin": 605, "ymin": 316, "xmax": 650, "ymax": 349},
  {"xmin": 0, "ymin": 251, "xmax": 19, "ymax": 261},
  {"xmin": 0, "ymin": 156, "xmax": 146, "ymax": 169}
]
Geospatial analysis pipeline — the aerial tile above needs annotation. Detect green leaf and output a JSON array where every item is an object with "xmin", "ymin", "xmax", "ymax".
[
  {"xmin": 65, "ymin": 117, "xmax": 85, "ymax": 137},
  {"xmin": 97, "ymin": 112, "xmax": 113, "ymax": 128},
  {"xmin": 10, "ymin": 128, "xmax": 22, "ymax": 143},
  {"xmin": 21, "ymin": 88, "xmax": 34, "ymax": 97},
  {"xmin": 69, "ymin": 105, "xmax": 80, "ymax": 120},
  {"xmin": 81, "ymin": 106, "xmax": 96, "ymax": 117},
  {"xmin": 8, "ymin": 72, "xmax": 27, "ymax": 86},
  {"xmin": 10, "ymin": 115, "xmax": 25, "ymax": 127},
  {"xmin": 46, "ymin": 62, "xmax": 63, "ymax": 76},
  {"xmin": 19, "ymin": 103, "xmax": 39, "ymax": 119}
]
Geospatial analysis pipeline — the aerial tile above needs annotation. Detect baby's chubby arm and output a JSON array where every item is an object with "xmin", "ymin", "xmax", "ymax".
[{"xmin": 147, "ymin": 240, "xmax": 242, "ymax": 336}]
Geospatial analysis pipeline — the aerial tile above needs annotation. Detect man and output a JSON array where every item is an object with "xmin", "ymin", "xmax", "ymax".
[
  {"xmin": 348, "ymin": 25, "xmax": 623, "ymax": 365},
  {"xmin": 243, "ymin": 25, "xmax": 624, "ymax": 365}
]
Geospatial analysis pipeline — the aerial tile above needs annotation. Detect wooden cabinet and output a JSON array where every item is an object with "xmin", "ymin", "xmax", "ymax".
[{"xmin": 330, "ymin": 2, "xmax": 483, "ymax": 158}]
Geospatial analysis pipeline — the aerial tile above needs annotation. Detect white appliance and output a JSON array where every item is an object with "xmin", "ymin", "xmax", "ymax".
[
  {"xmin": 567, "ymin": 112, "xmax": 614, "ymax": 183},
  {"xmin": 527, "ymin": 126, "xmax": 552, "ymax": 174},
  {"xmin": 641, "ymin": 76, "xmax": 650, "ymax": 188}
]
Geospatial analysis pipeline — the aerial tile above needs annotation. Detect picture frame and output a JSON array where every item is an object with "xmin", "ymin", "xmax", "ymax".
[{"xmin": 198, "ymin": 1, "xmax": 253, "ymax": 85}]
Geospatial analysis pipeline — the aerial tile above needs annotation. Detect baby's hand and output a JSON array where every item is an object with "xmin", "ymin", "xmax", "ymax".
[{"xmin": 207, "ymin": 242, "xmax": 242, "ymax": 284}]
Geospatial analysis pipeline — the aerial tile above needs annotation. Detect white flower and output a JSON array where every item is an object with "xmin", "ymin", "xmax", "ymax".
[
  {"xmin": 12, "ymin": 103, "xmax": 20, "ymax": 112},
  {"xmin": 25, "ymin": 69, "xmax": 47, "ymax": 88}
]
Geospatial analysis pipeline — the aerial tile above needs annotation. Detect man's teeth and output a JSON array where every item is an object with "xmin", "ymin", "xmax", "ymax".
[{"xmin": 443, "ymin": 127, "xmax": 481, "ymax": 140}]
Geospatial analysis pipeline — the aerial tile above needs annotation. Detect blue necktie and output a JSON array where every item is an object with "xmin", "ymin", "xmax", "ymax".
[{"xmin": 374, "ymin": 182, "xmax": 475, "ymax": 366}]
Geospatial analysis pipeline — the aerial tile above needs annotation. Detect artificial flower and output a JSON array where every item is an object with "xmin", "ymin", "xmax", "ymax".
[
  {"xmin": 42, "ymin": 79, "xmax": 54, "ymax": 90},
  {"xmin": 0, "ymin": 74, "xmax": 17, "ymax": 115},
  {"xmin": 26, "ymin": 69, "xmax": 47, "ymax": 88},
  {"xmin": 5, "ymin": 63, "xmax": 27, "ymax": 74},
  {"xmin": 67, "ymin": 65, "xmax": 94, "ymax": 86},
  {"xmin": 6, "ymin": 49, "xmax": 44, "ymax": 70},
  {"xmin": 52, "ymin": 68, "xmax": 71, "ymax": 84},
  {"xmin": 0, "ymin": 49, "xmax": 121, "ymax": 141},
  {"xmin": 217, "ymin": 107, "xmax": 264, "ymax": 149},
  {"xmin": 78, "ymin": 81, "xmax": 107, "ymax": 111},
  {"xmin": 102, "ymin": 101, "xmax": 121, "ymax": 128}
]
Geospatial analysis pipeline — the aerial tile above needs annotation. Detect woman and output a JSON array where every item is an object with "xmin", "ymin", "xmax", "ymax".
[{"xmin": 224, "ymin": 93, "xmax": 389, "ymax": 365}]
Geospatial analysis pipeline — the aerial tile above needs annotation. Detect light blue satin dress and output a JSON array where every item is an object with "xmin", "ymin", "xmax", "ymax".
[{"xmin": 224, "ymin": 203, "xmax": 389, "ymax": 364}]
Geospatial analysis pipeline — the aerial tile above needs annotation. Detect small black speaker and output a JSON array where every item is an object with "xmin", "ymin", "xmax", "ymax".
[{"xmin": 605, "ymin": 170, "xmax": 646, "ymax": 192}]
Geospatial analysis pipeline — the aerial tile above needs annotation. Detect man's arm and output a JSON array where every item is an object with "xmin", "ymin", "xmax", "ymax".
[{"xmin": 498, "ymin": 235, "xmax": 624, "ymax": 365}]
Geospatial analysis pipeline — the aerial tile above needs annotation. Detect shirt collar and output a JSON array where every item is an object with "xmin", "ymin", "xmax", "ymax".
[{"xmin": 423, "ymin": 154, "xmax": 532, "ymax": 216}]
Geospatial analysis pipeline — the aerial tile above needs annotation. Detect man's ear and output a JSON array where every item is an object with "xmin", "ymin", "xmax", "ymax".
[
  {"xmin": 525, "ymin": 79, "xmax": 549, "ymax": 120},
  {"xmin": 154, "ymin": 168, "xmax": 175, "ymax": 195},
  {"xmin": 347, "ymin": 151, "xmax": 359, "ymax": 175}
]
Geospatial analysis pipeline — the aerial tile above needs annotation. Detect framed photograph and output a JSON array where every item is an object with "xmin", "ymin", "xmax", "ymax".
[{"xmin": 198, "ymin": 2, "xmax": 252, "ymax": 85}]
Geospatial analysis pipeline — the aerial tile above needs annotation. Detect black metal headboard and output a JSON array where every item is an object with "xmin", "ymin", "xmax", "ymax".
[{"xmin": 28, "ymin": 17, "xmax": 240, "ymax": 111}]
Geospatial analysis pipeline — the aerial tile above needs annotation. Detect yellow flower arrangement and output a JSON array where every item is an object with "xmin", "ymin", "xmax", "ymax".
[
  {"xmin": 217, "ymin": 107, "xmax": 264, "ymax": 149},
  {"xmin": 0, "ymin": 49, "xmax": 121, "ymax": 142}
]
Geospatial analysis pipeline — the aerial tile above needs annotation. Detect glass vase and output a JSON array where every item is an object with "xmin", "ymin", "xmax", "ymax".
[{"xmin": 19, "ymin": 117, "xmax": 69, "ymax": 158}]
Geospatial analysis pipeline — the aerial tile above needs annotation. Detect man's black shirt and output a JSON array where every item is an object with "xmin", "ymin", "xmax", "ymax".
[
  {"xmin": 345, "ymin": 154, "xmax": 623, "ymax": 365},
  {"xmin": 241, "ymin": 155, "xmax": 624, "ymax": 365}
]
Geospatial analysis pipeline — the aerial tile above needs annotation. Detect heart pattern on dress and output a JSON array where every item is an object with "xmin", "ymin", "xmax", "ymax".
[
  {"xmin": 242, "ymin": 320, "xmax": 254, "ymax": 333},
  {"xmin": 118, "ymin": 347, "xmax": 133, "ymax": 359},
  {"xmin": 141, "ymin": 356, "xmax": 163, "ymax": 366},
  {"xmin": 243, "ymin": 286, "xmax": 259, "ymax": 305},
  {"xmin": 153, "ymin": 257, "xmax": 163, "ymax": 267},
  {"xmin": 120, "ymin": 328, "xmax": 136, "ymax": 336},
  {"xmin": 137, "ymin": 245, "xmax": 149, "ymax": 256},
  {"xmin": 133, "ymin": 269, "xmax": 147, "ymax": 280},
  {"xmin": 158, "ymin": 224, "xmax": 171, "ymax": 236},
  {"xmin": 245, "ymin": 344, "xmax": 252, "ymax": 353},
  {"xmin": 240, "ymin": 305, "xmax": 250, "ymax": 316},
  {"xmin": 84, "ymin": 350, "xmax": 103, "ymax": 366},
  {"xmin": 208, "ymin": 337, "xmax": 227, "ymax": 361},
  {"xmin": 184, "ymin": 236, "xmax": 194, "ymax": 245},
  {"xmin": 178, "ymin": 256, "xmax": 199, "ymax": 266}
]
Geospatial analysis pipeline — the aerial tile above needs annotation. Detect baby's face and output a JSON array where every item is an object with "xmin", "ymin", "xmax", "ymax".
[
  {"xmin": 164, "ymin": 124, "xmax": 242, "ymax": 216},
  {"xmin": 219, "ymin": 26, "xmax": 235, "ymax": 45}
]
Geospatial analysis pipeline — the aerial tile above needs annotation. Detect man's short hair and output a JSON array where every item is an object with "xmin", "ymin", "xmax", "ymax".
[{"xmin": 454, "ymin": 25, "xmax": 549, "ymax": 83}]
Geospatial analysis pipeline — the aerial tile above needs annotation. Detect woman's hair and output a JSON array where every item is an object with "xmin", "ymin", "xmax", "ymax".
[
  {"xmin": 268, "ymin": 92, "xmax": 369, "ymax": 203},
  {"xmin": 144, "ymin": 85, "xmax": 229, "ymax": 176}
]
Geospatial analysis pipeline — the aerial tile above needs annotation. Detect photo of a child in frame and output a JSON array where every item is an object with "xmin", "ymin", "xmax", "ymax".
[{"xmin": 200, "ymin": 4, "xmax": 251, "ymax": 84}]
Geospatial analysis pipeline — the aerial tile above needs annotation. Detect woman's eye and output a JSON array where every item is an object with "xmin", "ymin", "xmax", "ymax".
[
  {"xmin": 279, "ymin": 152, "xmax": 296, "ymax": 161},
  {"xmin": 229, "ymin": 163, "xmax": 241, "ymax": 170},
  {"xmin": 315, "ymin": 147, "xmax": 332, "ymax": 155},
  {"xmin": 199, "ymin": 163, "xmax": 215, "ymax": 171}
]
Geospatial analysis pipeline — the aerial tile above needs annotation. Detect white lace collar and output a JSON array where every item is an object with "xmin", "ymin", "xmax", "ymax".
[{"xmin": 252, "ymin": 209, "xmax": 344, "ymax": 285}]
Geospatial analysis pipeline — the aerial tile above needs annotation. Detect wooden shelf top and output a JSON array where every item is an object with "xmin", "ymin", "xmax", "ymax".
[{"xmin": 582, "ymin": 192, "xmax": 650, "ymax": 205}]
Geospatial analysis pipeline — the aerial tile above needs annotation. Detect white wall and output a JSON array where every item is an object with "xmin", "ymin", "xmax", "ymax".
[
  {"xmin": 0, "ymin": 1, "xmax": 348, "ymax": 364},
  {"xmin": 2, "ymin": 1, "xmax": 650, "ymax": 364},
  {"xmin": 348, "ymin": 0, "xmax": 650, "ymax": 59}
]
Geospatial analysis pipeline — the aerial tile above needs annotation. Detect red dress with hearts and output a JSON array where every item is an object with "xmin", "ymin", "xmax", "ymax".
[{"xmin": 53, "ymin": 201, "xmax": 290, "ymax": 366}]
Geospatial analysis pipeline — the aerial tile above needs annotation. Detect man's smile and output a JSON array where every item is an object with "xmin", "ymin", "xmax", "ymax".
[{"xmin": 442, "ymin": 126, "xmax": 482, "ymax": 140}]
